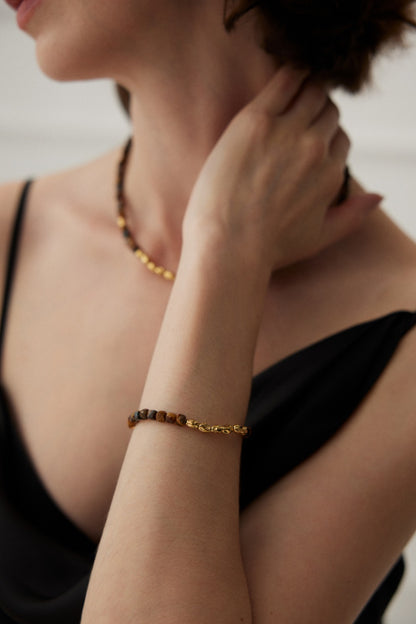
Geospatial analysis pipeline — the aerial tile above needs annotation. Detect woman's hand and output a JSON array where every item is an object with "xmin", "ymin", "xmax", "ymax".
[{"xmin": 184, "ymin": 66, "xmax": 381, "ymax": 272}]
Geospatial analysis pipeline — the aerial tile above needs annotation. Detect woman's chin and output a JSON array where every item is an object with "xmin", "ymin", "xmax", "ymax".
[{"xmin": 35, "ymin": 37, "xmax": 108, "ymax": 83}]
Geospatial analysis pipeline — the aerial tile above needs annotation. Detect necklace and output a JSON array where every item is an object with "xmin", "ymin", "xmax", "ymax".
[
  {"xmin": 116, "ymin": 137, "xmax": 176, "ymax": 281},
  {"xmin": 116, "ymin": 138, "xmax": 350, "ymax": 282}
]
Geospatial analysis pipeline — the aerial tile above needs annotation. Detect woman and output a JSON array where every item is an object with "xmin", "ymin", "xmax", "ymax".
[{"xmin": 0, "ymin": 1, "xmax": 416, "ymax": 622}]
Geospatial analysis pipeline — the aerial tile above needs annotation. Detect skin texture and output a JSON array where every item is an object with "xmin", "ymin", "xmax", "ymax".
[{"xmin": 1, "ymin": 1, "xmax": 416, "ymax": 622}]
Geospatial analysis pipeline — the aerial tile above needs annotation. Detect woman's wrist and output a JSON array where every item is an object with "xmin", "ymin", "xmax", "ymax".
[{"xmin": 181, "ymin": 214, "xmax": 272, "ymax": 291}]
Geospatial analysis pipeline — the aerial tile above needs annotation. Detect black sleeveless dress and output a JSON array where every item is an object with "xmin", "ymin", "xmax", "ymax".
[{"xmin": 0, "ymin": 181, "xmax": 415, "ymax": 623}]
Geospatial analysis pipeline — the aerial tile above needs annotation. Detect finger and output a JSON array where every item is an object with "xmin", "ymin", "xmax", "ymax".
[
  {"xmin": 310, "ymin": 99, "xmax": 340, "ymax": 136},
  {"xmin": 319, "ymin": 193, "xmax": 383, "ymax": 250},
  {"xmin": 249, "ymin": 66, "xmax": 310, "ymax": 117},
  {"xmin": 285, "ymin": 80, "xmax": 328, "ymax": 127}
]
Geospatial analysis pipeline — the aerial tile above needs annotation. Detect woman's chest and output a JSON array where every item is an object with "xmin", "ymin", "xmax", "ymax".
[
  {"xmin": 2, "ymin": 263, "xmax": 297, "ymax": 543},
  {"xmin": 2, "ymin": 247, "xmax": 176, "ymax": 542},
  {"xmin": 2, "ymin": 228, "xmax": 413, "ymax": 544}
]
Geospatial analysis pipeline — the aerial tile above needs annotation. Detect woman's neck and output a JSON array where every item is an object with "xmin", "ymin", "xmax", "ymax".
[{"xmin": 117, "ymin": 3, "xmax": 276, "ymax": 256}]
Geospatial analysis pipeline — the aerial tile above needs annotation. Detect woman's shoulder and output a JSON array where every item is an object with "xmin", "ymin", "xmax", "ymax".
[
  {"xmin": 0, "ymin": 149, "xmax": 118, "ymax": 309},
  {"xmin": 1, "ymin": 148, "xmax": 118, "ymax": 240},
  {"xmin": 262, "ymin": 203, "xmax": 416, "ymax": 364}
]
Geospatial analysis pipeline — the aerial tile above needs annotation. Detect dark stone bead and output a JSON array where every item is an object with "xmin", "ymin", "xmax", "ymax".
[
  {"xmin": 156, "ymin": 411, "xmax": 167, "ymax": 422},
  {"xmin": 166, "ymin": 412, "xmax": 177, "ymax": 423},
  {"xmin": 128, "ymin": 413, "xmax": 140, "ymax": 428},
  {"xmin": 176, "ymin": 414, "xmax": 187, "ymax": 426},
  {"xmin": 139, "ymin": 409, "xmax": 148, "ymax": 420},
  {"xmin": 148, "ymin": 410, "xmax": 157, "ymax": 420},
  {"xmin": 123, "ymin": 228, "xmax": 130, "ymax": 238}
]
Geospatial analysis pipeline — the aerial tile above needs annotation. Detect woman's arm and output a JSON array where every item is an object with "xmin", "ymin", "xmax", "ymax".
[
  {"xmin": 82, "ymin": 244, "xmax": 267, "ymax": 624},
  {"xmin": 81, "ymin": 68, "xmax": 381, "ymax": 623}
]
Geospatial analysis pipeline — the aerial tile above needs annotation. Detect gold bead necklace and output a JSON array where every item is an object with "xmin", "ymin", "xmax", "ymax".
[{"xmin": 116, "ymin": 138, "xmax": 176, "ymax": 281}]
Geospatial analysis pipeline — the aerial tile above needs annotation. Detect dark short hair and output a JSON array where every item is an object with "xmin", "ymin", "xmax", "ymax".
[
  {"xmin": 224, "ymin": 0, "xmax": 416, "ymax": 91},
  {"xmin": 117, "ymin": 0, "xmax": 416, "ymax": 115}
]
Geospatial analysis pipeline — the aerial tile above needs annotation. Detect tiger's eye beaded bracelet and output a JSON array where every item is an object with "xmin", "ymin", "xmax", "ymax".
[{"xmin": 128, "ymin": 409, "xmax": 251, "ymax": 438}]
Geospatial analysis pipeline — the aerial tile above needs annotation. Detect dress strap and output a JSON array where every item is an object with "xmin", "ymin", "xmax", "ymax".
[{"xmin": 0, "ymin": 180, "xmax": 33, "ymax": 372}]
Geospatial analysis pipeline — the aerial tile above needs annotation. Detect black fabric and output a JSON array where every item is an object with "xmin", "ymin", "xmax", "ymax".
[
  {"xmin": 1, "ymin": 181, "xmax": 415, "ymax": 623},
  {"xmin": 0, "ymin": 181, "xmax": 32, "ymax": 363}
]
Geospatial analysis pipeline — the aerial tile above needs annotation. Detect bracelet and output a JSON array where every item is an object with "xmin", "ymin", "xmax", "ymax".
[{"xmin": 128, "ymin": 409, "xmax": 251, "ymax": 438}]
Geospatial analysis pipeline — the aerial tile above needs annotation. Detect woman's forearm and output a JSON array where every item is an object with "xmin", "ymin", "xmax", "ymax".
[
  {"xmin": 81, "ymin": 236, "xmax": 270, "ymax": 623},
  {"xmin": 81, "ymin": 69, "xmax": 375, "ymax": 621}
]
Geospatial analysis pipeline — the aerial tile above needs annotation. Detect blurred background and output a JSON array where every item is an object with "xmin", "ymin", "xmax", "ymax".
[{"xmin": 0, "ymin": 4, "xmax": 415, "ymax": 622}]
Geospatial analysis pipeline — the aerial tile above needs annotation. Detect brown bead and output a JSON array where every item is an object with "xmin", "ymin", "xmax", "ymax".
[
  {"xmin": 156, "ymin": 411, "xmax": 167, "ymax": 422},
  {"xmin": 166, "ymin": 412, "xmax": 177, "ymax": 423},
  {"xmin": 176, "ymin": 414, "xmax": 187, "ymax": 426},
  {"xmin": 139, "ymin": 409, "xmax": 148, "ymax": 420},
  {"xmin": 127, "ymin": 414, "xmax": 138, "ymax": 428},
  {"xmin": 148, "ymin": 410, "xmax": 157, "ymax": 420}
]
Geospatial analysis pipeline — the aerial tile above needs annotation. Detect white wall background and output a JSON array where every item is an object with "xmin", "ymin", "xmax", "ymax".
[{"xmin": 0, "ymin": 5, "xmax": 415, "ymax": 623}]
